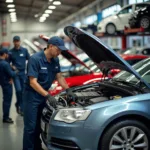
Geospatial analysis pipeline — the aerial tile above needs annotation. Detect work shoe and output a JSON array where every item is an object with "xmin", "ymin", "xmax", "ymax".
[
  {"xmin": 15, "ymin": 104, "xmax": 21, "ymax": 114},
  {"xmin": 34, "ymin": 147, "xmax": 44, "ymax": 150},
  {"xmin": 3, "ymin": 118, "xmax": 14, "ymax": 124}
]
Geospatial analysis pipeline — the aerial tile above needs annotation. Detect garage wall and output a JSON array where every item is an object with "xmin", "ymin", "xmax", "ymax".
[
  {"xmin": 11, "ymin": 18, "xmax": 57, "ymax": 47},
  {"xmin": 0, "ymin": 14, "xmax": 2, "ymax": 44},
  {"xmin": 100, "ymin": 0, "xmax": 117, "ymax": 10},
  {"xmin": 0, "ymin": 14, "xmax": 11, "ymax": 45}
]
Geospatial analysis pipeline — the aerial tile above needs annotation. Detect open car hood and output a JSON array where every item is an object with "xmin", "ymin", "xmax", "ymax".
[
  {"xmin": 64, "ymin": 26, "xmax": 150, "ymax": 88},
  {"xmin": 39, "ymin": 35, "xmax": 92, "ymax": 72}
]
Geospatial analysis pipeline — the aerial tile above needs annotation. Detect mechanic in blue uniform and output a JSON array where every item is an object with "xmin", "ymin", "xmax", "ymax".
[
  {"xmin": 23, "ymin": 36, "xmax": 77, "ymax": 150},
  {"xmin": 0, "ymin": 48, "xmax": 18, "ymax": 123},
  {"xmin": 9, "ymin": 36, "xmax": 30, "ymax": 115}
]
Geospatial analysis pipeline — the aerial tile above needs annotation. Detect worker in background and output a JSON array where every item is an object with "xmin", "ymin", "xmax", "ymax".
[
  {"xmin": 23, "ymin": 36, "xmax": 77, "ymax": 150},
  {"xmin": 9, "ymin": 36, "xmax": 30, "ymax": 115},
  {"xmin": 0, "ymin": 48, "xmax": 18, "ymax": 123}
]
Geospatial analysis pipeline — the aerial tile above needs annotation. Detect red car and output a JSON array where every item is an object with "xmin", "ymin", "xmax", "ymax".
[
  {"xmin": 49, "ymin": 54, "xmax": 148, "ymax": 95},
  {"xmin": 39, "ymin": 35, "xmax": 148, "ymax": 95}
]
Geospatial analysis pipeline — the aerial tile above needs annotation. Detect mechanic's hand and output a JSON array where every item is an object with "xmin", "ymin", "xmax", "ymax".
[
  {"xmin": 66, "ymin": 88, "xmax": 77, "ymax": 102},
  {"xmin": 45, "ymin": 94, "xmax": 57, "ymax": 108},
  {"xmin": 11, "ymin": 65, "xmax": 17, "ymax": 70},
  {"xmin": 9, "ymin": 78, "xmax": 13, "ymax": 84},
  {"xmin": 14, "ymin": 69, "xmax": 19, "ymax": 74},
  {"xmin": 12, "ymin": 65, "xmax": 19, "ymax": 74}
]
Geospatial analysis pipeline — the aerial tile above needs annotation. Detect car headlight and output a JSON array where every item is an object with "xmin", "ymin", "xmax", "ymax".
[{"xmin": 54, "ymin": 108, "xmax": 91, "ymax": 123}]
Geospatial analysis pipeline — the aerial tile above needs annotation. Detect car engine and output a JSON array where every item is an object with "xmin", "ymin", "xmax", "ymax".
[{"xmin": 55, "ymin": 81, "xmax": 137, "ymax": 107}]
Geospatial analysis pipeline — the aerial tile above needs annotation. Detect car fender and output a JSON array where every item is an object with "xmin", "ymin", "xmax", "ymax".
[{"xmin": 85, "ymin": 101, "xmax": 150, "ymax": 149}]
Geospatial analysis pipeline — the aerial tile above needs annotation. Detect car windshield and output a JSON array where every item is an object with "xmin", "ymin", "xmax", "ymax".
[
  {"xmin": 123, "ymin": 49, "xmax": 137, "ymax": 54},
  {"xmin": 78, "ymin": 59, "xmax": 100, "ymax": 73},
  {"xmin": 113, "ymin": 58, "xmax": 150, "ymax": 85}
]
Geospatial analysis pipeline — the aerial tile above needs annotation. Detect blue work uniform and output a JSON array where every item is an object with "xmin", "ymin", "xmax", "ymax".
[
  {"xmin": 9, "ymin": 46, "xmax": 30, "ymax": 112},
  {"xmin": 23, "ymin": 50, "xmax": 60, "ymax": 150},
  {"xmin": 0, "ymin": 59, "xmax": 16, "ymax": 120}
]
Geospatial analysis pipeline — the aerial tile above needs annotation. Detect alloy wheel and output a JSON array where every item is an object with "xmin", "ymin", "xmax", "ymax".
[
  {"xmin": 106, "ymin": 24, "xmax": 116, "ymax": 34},
  {"xmin": 109, "ymin": 126, "xmax": 148, "ymax": 150},
  {"xmin": 140, "ymin": 17, "xmax": 150, "ymax": 29}
]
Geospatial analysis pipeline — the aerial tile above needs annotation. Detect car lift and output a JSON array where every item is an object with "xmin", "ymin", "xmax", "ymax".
[{"xmin": 95, "ymin": 27, "xmax": 150, "ymax": 50}]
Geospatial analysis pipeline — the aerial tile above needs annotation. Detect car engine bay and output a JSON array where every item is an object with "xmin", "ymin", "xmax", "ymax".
[{"xmin": 55, "ymin": 81, "xmax": 141, "ymax": 108}]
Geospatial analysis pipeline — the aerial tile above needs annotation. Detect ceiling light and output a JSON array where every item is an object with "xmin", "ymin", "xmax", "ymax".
[
  {"xmin": 10, "ymin": 12, "xmax": 16, "ymax": 15},
  {"xmin": 49, "ymin": 0, "xmax": 53, "ymax": 1},
  {"xmin": 42, "ymin": 14, "xmax": 49, "ymax": 17},
  {"xmin": 53, "ymin": 1, "xmax": 61, "ymax": 5},
  {"xmin": 39, "ymin": 20, "xmax": 45, "ymax": 22},
  {"xmin": 7, "ymin": 4, "xmax": 15, "ymax": 8},
  {"xmin": 45, "ymin": 10, "xmax": 53, "ymax": 14},
  {"xmin": 10, "ymin": 16, "xmax": 17, "ymax": 20},
  {"xmin": 34, "ymin": 14, "xmax": 38, "ymax": 18},
  {"xmin": 48, "ymin": 5, "xmax": 56, "ymax": 9},
  {"xmin": 40, "ymin": 17, "xmax": 46, "ymax": 21},
  {"xmin": 11, "ymin": 19, "xmax": 17, "ymax": 22},
  {"xmin": 6, "ymin": 0, "xmax": 13, "ymax": 3},
  {"xmin": 8, "ymin": 9, "xmax": 15, "ymax": 12},
  {"xmin": 10, "ymin": 13, "xmax": 16, "ymax": 17}
]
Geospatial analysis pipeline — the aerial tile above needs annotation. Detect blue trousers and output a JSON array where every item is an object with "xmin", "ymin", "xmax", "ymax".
[
  {"xmin": 1, "ymin": 83, "xmax": 13, "ymax": 120},
  {"xmin": 23, "ymin": 90, "xmax": 46, "ymax": 150},
  {"xmin": 13, "ymin": 74, "xmax": 25, "ymax": 112}
]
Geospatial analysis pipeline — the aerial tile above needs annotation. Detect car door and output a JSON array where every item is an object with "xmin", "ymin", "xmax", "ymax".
[{"xmin": 116, "ymin": 5, "xmax": 134, "ymax": 29}]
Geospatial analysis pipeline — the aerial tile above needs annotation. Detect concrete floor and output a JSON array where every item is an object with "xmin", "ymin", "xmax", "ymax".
[{"xmin": 0, "ymin": 86, "xmax": 47, "ymax": 150}]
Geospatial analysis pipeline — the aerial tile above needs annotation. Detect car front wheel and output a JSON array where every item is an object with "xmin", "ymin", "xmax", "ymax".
[
  {"xmin": 106, "ymin": 23, "xmax": 116, "ymax": 34},
  {"xmin": 100, "ymin": 119, "xmax": 150, "ymax": 150},
  {"xmin": 140, "ymin": 16, "xmax": 150, "ymax": 29}
]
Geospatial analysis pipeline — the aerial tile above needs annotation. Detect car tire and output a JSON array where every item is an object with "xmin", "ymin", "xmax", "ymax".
[
  {"xmin": 99, "ymin": 119, "xmax": 150, "ymax": 150},
  {"xmin": 140, "ymin": 16, "xmax": 150, "ymax": 29},
  {"xmin": 106, "ymin": 23, "xmax": 116, "ymax": 34}
]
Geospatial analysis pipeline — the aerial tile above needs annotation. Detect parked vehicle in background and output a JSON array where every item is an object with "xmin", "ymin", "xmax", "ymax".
[
  {"xmin": 41, "ymin": 26, "xmax": 150, "ymax": 150},
  {"xmin": 22, "ymin": 39, "xmax": 40, "ymax": 55},
  {"xmin": 129, "ymin": 5, "xmax": 150, "ymax": 29},
  {"xmin": 49, "ymin": 54, "xmax": 148, "ymax": 96},
  {"xmin": 97, "ymin": 2, "xmax": 150, "ymax": 34},
  {"xmin": 123, "ymin": 46, "xmax": 150, "ymax": 55}
]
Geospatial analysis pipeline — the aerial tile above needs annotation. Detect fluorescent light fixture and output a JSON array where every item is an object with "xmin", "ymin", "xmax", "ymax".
[
  {"xmin": 40, "ymin": 17, "xmax": 46, "ymax": 21},
  {"xmin": 53, "ymin": 1, "xmax": 61, "ymax": 5},
  {"xmin": 39, "ymin": 20, "xmax": 45, "ymax": 22},
  {"xmin": 11, "ymin": 16, "xmax": 17, "ymax": 20},
  {"xmin": 42, "ymin": 14, "xmax": 49, "ymax": 17},
  {"xmin": 8, "ymin": 9, "xmax": 15, "ymax": 12},
  {"xmin": 10, "ymin": 14, "xmax": 16, "ymax": 17},
  {"xmin": 6, "ymin": 0, "xmax": 13, "ymax": 2},
  {"xmin": 11, "ymin": 19, "xmax": 17, "ymax": 22},
  {"xmin": 7, "ymin": 4, "xmax": 15, "ymax": 8},
  {"xmin": 34, "ymin": 14, "xmax": 38, "ymax": 18},
  {"xmin": 48, "ymin": 5, "xmax": 56, "ymax": 9},
  {"xmin": 10, "ymin": 12, "xmax": 16, "ymax": 15},
  {"xmin": 45, "ymin": 10, "xmax": 53, "ymax": 14},
  {"xmin": 49, "ymin": 0, "xmax": 53, "ymax": 1}
]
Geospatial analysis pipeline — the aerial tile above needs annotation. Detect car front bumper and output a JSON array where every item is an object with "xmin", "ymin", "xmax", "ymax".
[{"xmin": 46, "ymin": 120, "xmax": 101, "ymax": 150}]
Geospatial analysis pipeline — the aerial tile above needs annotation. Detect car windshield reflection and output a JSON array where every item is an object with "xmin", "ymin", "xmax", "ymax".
[{"xmin": 113, "ymin": 58, "xmax": 150, "ymax": 84}]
